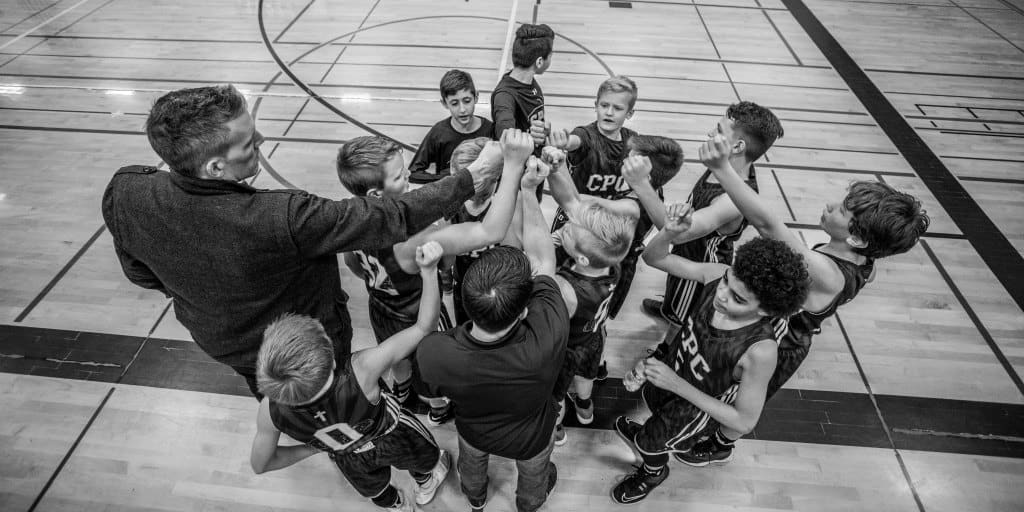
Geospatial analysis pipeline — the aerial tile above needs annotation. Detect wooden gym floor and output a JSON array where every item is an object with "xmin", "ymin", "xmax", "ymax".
[{"xmin": 1, "ymin": 0, "xmax": 1023, "ymax": 510}]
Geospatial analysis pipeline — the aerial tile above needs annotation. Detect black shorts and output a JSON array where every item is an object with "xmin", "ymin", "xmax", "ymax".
[
  {"xmin": 767, "ymin": 332, "xmax": 812, "ymax": 400},
  {"xmin": 631, "ymin": 382, "xmax": 736, "ymax": 455},
  {"xmin": 660, "ymin": 274, "xmax": 704, "ymax": 326},
  {"xmin": 331, "ymin": 412, "xmax": 439, "ymax": 497},
  {"xmin": 369, "ymin": 301, "xmax": 452, "ymax": 347}
]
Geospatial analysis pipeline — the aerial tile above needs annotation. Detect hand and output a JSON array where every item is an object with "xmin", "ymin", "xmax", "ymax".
[
  {"xmin": 521, "ymin": 155, "xmax": 550, "ymax": 190},
  {"xmin": 621, "ymin": 155, "xmax": 652, "ymax": 186},
  {"xmin": 540, "ymin": 146, "xmax": 565, "ymax": 170},
  {"xmin": 415, "ymin": 241, "xmax": 444, "ymax": 271},
  {"xmin": 529, "ymin": 119, "xmax": 550, "ymax": 146},
  {"xmin": 643, "ymin": 358, "xmax": 684, "ymax": 394},
  {"xmin": 699, "ymin": 134, "xmax": 733, "ymax": 173},
  {"xmin": 663, "ymin": 203, "xmax": 693, "ymax": 234},
  {"xmin": 475, "ymin": 140, "xmax": 504, "ymax": 170},
  {"xmin": 501, "ymin": 128, "xmax": 535, "ymax": 166},
  {"xmin": 547, "ymin": 128, "xmax": 570, "ymax": 150}
]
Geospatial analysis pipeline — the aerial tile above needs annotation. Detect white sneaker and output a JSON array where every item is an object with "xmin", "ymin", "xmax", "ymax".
[{"xmin": 415, "ymin": 449, "xmax": 451, "ymax": 505}]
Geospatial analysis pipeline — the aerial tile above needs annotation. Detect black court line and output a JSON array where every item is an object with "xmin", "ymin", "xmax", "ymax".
[
  {"xmin": 886, "ymin": 90, "xmax": 1024, "ymax": 102},
  {"xmin": 918, "ymin": 239, "xmax": 1024, "ymax": 395},
  {"xmin": 757, "ymin": 0, "xmax": 804, "ymax": 65},
  {"xmin": 0, "ymin": 0, "xmax": 116, "ymax": 69},
  {"xmin": 783, "ymin": 0, "xmax": 1024, "ymax": 319},
  {"xmin": 14, "ymin": 225, "xmax": 106, "ymax": 322},
  {"xmin": 864, "ymin": 68, "xmax": 1024, "ymax": 81},
  {"xmin": 27, "ymin": 386, "xmax": 115, "ymax": 512},
  {"xmin": 995, "ymin": 0, "xmax": 1024, "ymax": 16},
  {"xmin": 949, "ymin": 0, "xmax": 1024, "ymax": 54},
  {"xmin": 907, "ymin": 115, "xmax": 1024, "ymax": 126},
  {"xmin": 273, "ymin": 0, "xmax": 317, "ymax": 44},
  {"xmin": 936, "ymin": 129, "xmax": 1024, "ymax": 138},
  {"xmin": 0, "ymin": 0, "xmax": 62, "ymax": 34},
  {"xmin": 959, "ymin": 176, "xmax": 1024, "ymax": 185},
  {"xmin": 834, "ymin": 314, "xmax": 927, "ymax": 512},
  {"xmin": 605, "ymin": 0, "xmax": 790, "ymax": 10},
  {"xmin": 770, "ymin": 169, "xmax": 798, "ymax": 221},
  {"xmin": 941, "ymin": 155, "xmax": 1024, "ymax": 163}
]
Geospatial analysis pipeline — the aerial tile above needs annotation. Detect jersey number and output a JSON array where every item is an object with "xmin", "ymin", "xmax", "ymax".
[
  {"xmin": 357, "ymin": 252, "xmax": 399, "ymax": 296},
  {"xmin": 313, "ymin": 422, "xmax": 373, "ymax": 454}
]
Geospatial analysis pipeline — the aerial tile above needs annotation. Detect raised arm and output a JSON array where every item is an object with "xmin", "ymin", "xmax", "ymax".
[
  {"xmin": 520, "ymin": 157, "xmax": 556, "ymax": 277},
  {"xmin": 351, "ymin": 242, "xmax": 443, "ymax": 396},
  {"xmin": 547, "ymin": 127, "xmax": 582, "ymax": 153},
  {"xmin": 643, "ymin": 339, "xmax": 777, "ymax": 435},
  {"xmin": 491, "ymin": 91, "xmax": 517, "ymax": 136},
  {"xmin": 642, "ymin": 203, "xmax": 727, "ymax": 284},
  {"xmin": 621, "ymin": 155, "xmax": 668, "ymax": 229},
  {"xmin": 542, "ymin": 146, "xmax": 583, "ymax": 214},
  {"xmin": 250, "ymin": 399, "xmax": 319, "ymax": 474}
]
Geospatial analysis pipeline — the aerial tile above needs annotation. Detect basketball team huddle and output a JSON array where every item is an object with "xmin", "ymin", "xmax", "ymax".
[{"xmin": 102, "ymin": 23, "xmax": 931, "ymax": 512}]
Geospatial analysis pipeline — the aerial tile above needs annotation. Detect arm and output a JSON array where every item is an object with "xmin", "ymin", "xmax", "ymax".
[
  {"xmin": 408, "ymin": 130, "xmax": 444, "ymax": 184},
  {"xmin": 642, "ymin": 204, "xmax": 727, "ymax": 284},
  {"xmin": 520, "ymin": 158, "xmax": 557, "ymax": 277},
  {"xmin": 547, "ymin": 127, "xmax": 582, "ymax": 153},
  {"xmin": 543, "ymin": 146, "xmax": 583, "ymax": 214},
  {"xmin": 351, "ymin": 242, "xmax": 443, "ymax": 396},
  {"xmin": 112, "ymin": 244, "xmax": 167, "ymax": 294},
  {"xmin": 250, "ymin": 399, "xmax": 320, "ymax": 474},
  {"xmin": 643, "ymin": 340, "xmax": 777, "ymax": 435},
  {"xmin": 621, "ymin": 155, "xmax": 669, "ymax": 229},
  {"xmin": 491, "ymin": 91, "xmax": 517, "ymax": 136},
  {"xmin": 552, "ymin": 274, "xmax": 579, "ymax": 318}
]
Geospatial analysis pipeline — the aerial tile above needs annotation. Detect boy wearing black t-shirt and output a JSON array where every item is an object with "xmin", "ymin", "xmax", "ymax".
[
  {"xmin": 409, "ymin": 69, "xmax": 493, "ymax": 184},
  {"xmin": 492, "ymin": 23, "xmax": 555, "ymax": 150}
]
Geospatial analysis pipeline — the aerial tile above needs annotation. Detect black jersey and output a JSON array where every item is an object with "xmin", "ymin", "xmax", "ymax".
[
  {"xmin": 649, "ymin": 278, "xmax": 776, "ymax": 409},
  {"xmin": 768, "ymin": 247, "xmax": 874, "ymax": 395},
  {"xmin": 268, "ymin": 360, "xmax": 400, "ymax": 456},
  {"xmin": 567, "ymin": 122, "xmax": 638, "ymax": 197},
  {"xmin": 355, "ymin": 246, "xmax": 421, "ymax": 323},
  {"xmin": 490, "ymin": 72, "xmax": 544, "ymax": 137},
  {"xmin": 447, "ymin": 200, "xmax": 495, "ymax": 281},
  {"xmin": 557, "ymin": 263, "xmax": 619, "ymax": 348},
  {"xmin": 408, "ymin": 116, "xmax": 494, "ymax": 184}
]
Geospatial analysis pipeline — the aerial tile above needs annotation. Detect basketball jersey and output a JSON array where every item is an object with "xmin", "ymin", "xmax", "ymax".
[
  {"xmin": 448, "ymin": 200, "xmax": 495, "ymax": 282},
  {"xmin": 651, "ymin": 278, "xmax": 776, "ymax": 407},
  {"xmin": 666, "ymin": 167, "xmax": 759, "ymax": 320},
  {"xmin": 567, "ymin": 123, "xmax": 638, "ymax": 197},
  {"xmin": 268, "ymin": 360, "xmax": 400, "ymax": 456},
  {"xmin": 557, "ymin": 263, "xmax": 619, "ymax": 348},
  {"xmin": 355, "ymin": 246, "xmax": 422, "ymax": 322}
]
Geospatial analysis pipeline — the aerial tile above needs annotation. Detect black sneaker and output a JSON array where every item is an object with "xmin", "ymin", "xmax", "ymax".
[
  {"xmin": 594, "ymin": 361, "xmax": 609, "ymax": 382},
  {"xmin": 614, "ymin": 416, "xmax": 642, "ymax": 448},
  {"xmin": 468, "ymin": 495, "xmax": 487, "ymax": 511},
  {"xmin": 427, "ymin": 402, "xmax": 454, "ymax": 427},
  {"xmin": 610, "ymin": 464, "xmax": 669, "ymax": 504},
  {"xmin": 673, "ymin": 437, "xmax": 734, "ymax": 467},
  {"xmin": 641, "ymin": 299, "xmax": 663, "ymax": 319}
]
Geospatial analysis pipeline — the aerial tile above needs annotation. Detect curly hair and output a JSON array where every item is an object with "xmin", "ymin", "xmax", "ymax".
[
  {"xmin": 145, "ymin": 85, "xmax": 248, "ymax": 177},
  {"xmin": 726, "ymin": 101, "xmax": 783, "ymax": 163},
  {"xmin": 335, "ymin": 136, "xmax": 403, "ymax": 196},
  {"xmin": 844, "ymin": 181, "xmax": 930, "ymax": 259},
  {"xmin": 732, "ymin": 237, "xmax": 809, "ymax": 317},
  {"xmin": 627, "ymin": 135, "xmax": 684, "ymax": 189},
  {"xmin": 257, "ymin": 313, "xmax": 335, "ymax": 406},
  {"xmin": 512, "ymin": 24, "xmax": 554, "ymax": 68}
]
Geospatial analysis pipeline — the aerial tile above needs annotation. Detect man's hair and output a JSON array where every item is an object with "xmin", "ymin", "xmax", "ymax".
[
  {"xmin": 628, "ymin": 135, "xmax": 684, "ymax": 189},
  {"xmin": 726, "ymin": 101, "xmax": 784, "ymax": 163},
  {"xmin": 335, "ymin": 136, "xmax": 403, "ymax": 196},
  {"xmin": 257, "ymin": 313, "xmax": 335, "ymax": 406},
  {"xmin": 512, "ymin": 24, "xmax": 555, "ymax": 68},
  {"xmin": 461, "ymin": 246, "xmax": 534, "ymax": 332},
  {"xmin": 732, "ymin": 238, "xmax": 809, "ymax": 318},
  {"xmin": 440, "ymin": 69, "xmax": 477, "ymax": 99},
  {"xmin": 844, "ymin": 181, "xmax": 930, "ymax": 259},
  {"xmin": 596, "ymin": 75, "xmax": 638, "ymax": 110},
  {"xmin": 145, "ymin": 85, "xmax": 248, "ymax": 177},
  {"xmin": 567, "ymin": 201, "xmax": 635, "ymax": 268}
]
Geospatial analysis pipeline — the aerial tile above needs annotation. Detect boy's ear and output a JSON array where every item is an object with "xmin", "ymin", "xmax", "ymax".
[
  {"xmin": 732, "ymin": 138, "xmax": 746, "ymax": 157},
  {"xmin": 367, "ymin": 188, "xmax": 383, "ymax": 199},
  {"xmin": 576, "ymin": 254, "xmax": 591, "ymax": 268},
  {"xmin": 626, "ymin": 109, "xmax": 635, "ymax": 119},
  {"xmin": 846, "ymin": 235, "xmax": 868, "ymax": 249}
]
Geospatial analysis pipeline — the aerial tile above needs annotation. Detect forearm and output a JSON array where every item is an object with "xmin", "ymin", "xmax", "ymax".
[
  {"xmin": 631, "ymin": 181, "xmax": 667, "ymax": 228},
  {"xmin": 546, "ymin": 165, "xmax": 580, "ymax": 212},
  {"xmin": 520, "ymin": 187, "xmax": 555, "ymax": 274},
  {"xmin": 671, "ymin": 380, "xmax": 754, "ymax": 434},
  {"xmin": 479, "ymin": 159, "xmax": 522, "ymax": 238},
  {"xmin": 642, "ymin": 229, "xmax": 676, "ymax": 267},
  {"xmin": 712, "ymin": 163, "xmax": 777, "ymax": 234},
  {"xmin": 415, "ymin": 270, "xmax": 441, "ymax": 332},
  {"xmin": 254, "ymin": 444, "xmax": 319, "ymax": 474}
]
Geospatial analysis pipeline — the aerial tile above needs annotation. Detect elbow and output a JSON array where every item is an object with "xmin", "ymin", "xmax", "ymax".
[
  {"xmin": 251, "ymin": 459, "xmax": 268, "ymax": 475},
  {"xmin": 732, "ymin": 419, "xmax": 758, "ymax": 437},
  {"xmin": 641, "ymin": 250, "xmax": 660, "ymax": 267}
]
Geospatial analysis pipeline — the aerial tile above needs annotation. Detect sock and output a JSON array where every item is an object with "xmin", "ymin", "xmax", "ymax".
[
  {"xmin": 642, "ymin": 463, "xmax": 665, "ymax": 475},
  {"xmin": 576, "ymin": 397, "xmax": 592, "ymax": 409},
  {"xmin": 715, "ymin": 428, "xmax": 737, "ymax": 446},
  {"xmin": 412, "ymin": 470, "xmax": 432, "ymax": 485},
  {"xmin": 371, "ymin": 485, "xmax": 401, "ymax": 508},
  {"xmin": 393, "ymin": 378, "xmax": 412, "ymax": 402}
]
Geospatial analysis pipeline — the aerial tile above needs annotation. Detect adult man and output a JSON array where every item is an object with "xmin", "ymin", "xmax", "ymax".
[{"xmin": 102, "ymin": 85, "xmax": 497, "ymax": 397}]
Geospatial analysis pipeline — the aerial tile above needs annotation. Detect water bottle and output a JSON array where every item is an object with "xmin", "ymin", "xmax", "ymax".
[{"xmin": 623, "ymin": 359, "xmax": 647, "ymax": 392}]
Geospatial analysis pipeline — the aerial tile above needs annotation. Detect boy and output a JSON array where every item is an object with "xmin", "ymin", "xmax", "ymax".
[
  {"xmin": 609, "ymin": 209, "xmax": 809, "ymax": 504},
  {"xmin": 336, "ymin": 131, "xmax": 533, "ymax": 419},
  {"xmin": 637, "ymin": 101, "xmax": 784, "ymax": 348},
  {"xmin": 492, "ymin": 23, "xmax": 555, "ymax": 149},
  {"xmin": 673, "ymin": 134, "xmax": 930, "ymax": 467},
  {"xmin": 409, "ymin": 69, "xmax": 493, "ymax": 184},
  {"xmin": 415, "ymin": 162, "xmax": 566, "ymax": 512},
  {"xmin": 250, "ymin": 242, "xmax": 450, "ymax": 512}
]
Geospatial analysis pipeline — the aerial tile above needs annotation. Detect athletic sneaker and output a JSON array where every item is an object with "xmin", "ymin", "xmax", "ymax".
[
  {"xmin": 614, "ymin": 415, "xmax": 642, "ymax": 448},
  {"xmin": 673, "ymin": 437, "xmax": 734, "ymax": 467},
  {"xmin": 611, "ymin": 464, "xmax": 669, "ymax": 504},
  {"xmin": 387, "ymin": 490, "xmax": 414, "ymax": 511},
  {"xmin": 415, "ymin": 449, "xmax": 451, "ymax": 505},
  {"xmin": 641, "ymin": 298, "xmax": 663, "ymax": 319},
  {"xmin": 567, "ymin": 393, "xmax": 594, "ymax": 425},
  {"xmin": 554, "ymin": 424, "xmax": 568, "ymax": 446},
  {"xmin": 594, "ymin": 361, "xmax": 609, "ymax": 382},
  {"xmin": 427, "ymin": 401, "xmax": 454, "ymax": 427},
  {"xmin": 468, "ymin": 494, "xmax": 487, "ymax": 511}
]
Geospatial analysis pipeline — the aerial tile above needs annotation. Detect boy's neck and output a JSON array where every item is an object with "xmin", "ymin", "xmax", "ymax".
[
  {"xmin": 711, "ymin": 310, "xmax": 762, "ymax": 330},
  {"xmin": 509, "ymin": 67, "xmax": 535, "ymax": 84},
  {"xmin": 450, "ymin": 115, "xmax": 481, "ymax": 134},
  {"xmin": 818, "ymin": 238, "xmax": 869, "ymax": 265},
  {"xmin": 470, "ymin": 322, "xmax": 517, "ymax": 343},
  {"xmin": 571, "ymin": 262, "xmax": 611, "ymax": 277},
  {"xmin": 705, "ymin": 157, "xmax": 752, "ymax": 183},
  {"xmin": 596, "ymin": 125, "xmax": 623, "ymax": 141}
]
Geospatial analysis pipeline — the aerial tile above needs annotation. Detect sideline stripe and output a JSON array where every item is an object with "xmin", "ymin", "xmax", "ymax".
[
  {"xmin": 14, "ymin": 225, "xmax": 106, "ymax": 322},
  {"xmin": 0, "ymin": 0, "xmax": 92, "ymax": 52}
]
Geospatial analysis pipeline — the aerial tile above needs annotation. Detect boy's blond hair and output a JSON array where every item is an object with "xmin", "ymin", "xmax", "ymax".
[
  {"xmin": 596, "ymin": 75, "xmax": 638, "ymax": 110},
  {"xmin": 567, "ymin": 200, "xmax": 636, "ymax": 268},
  {"xmin": 257, "ymin": 313, "xmax": 335, "ymax": 406}
]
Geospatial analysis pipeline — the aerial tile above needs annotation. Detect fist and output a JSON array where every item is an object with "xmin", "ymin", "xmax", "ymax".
[
  {"xmin": 664, "ymin": 203, "xmax": 694, "ymax": 233},
  {"xmin": 415, "ymin": 241, "xmax": 444, "ymax": 269},
  {"xmin": 541, "ymin": 145, "xmax": 566, "ymax": 170},
  {"xmin": 621, "ymin": 155, "xmax": 652, "ymax": 185},
  {"xmin": 521, "ymin": 155, "xmax": 550, "ymax": 189},
  {"xmin": 699, "ymin": 134, "xmax": 733, "ymax": 172},
  {"xmin": 529, "ymin": 119, "xmax": 550, "ymax": 146},
  {"xmin": 547, "ymin": 128, "xmax": 570, "ymax": 150},
  {"xmin": 501, "ymin": 128, "xmax": 535, "ymax": 163}
]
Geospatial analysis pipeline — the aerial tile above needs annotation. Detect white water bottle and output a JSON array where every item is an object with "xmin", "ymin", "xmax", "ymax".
[{"xmin": 623, "ymin": 359, "xmax": 647, "ymax": 392}]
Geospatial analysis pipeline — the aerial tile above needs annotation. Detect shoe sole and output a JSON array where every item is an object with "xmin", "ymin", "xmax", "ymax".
[
  {"xmin": 575, "ymin": 411, "xmax": 594, "ymax": 425},
  {"xmin": 613, "ymin": 418, "xmax": 638, "ymax": 448},
  {"xmin": 672, "ymin": 451, "xmax": 733, "ymax": 467},
  {"xmin": 415, "ymin": 450, "xmax": 451, "ymax": 505}
]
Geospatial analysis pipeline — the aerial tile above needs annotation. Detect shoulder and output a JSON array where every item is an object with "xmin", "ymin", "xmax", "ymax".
[
  {"xmin": 529, "ymin": 276, "xmax": 569, "ymax": 315},
  {"xmin": 114, "ymin": 165, "xmax": 160, "ymax": 177},
  {"xmin": 743, "ymin": 339, "xmax": 779, "ymax": 368}
]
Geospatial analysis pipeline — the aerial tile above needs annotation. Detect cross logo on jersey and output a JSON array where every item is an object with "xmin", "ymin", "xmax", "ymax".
[{"xmin": 314, "ymin": 410, "xmax": 327, "ymax": 422}]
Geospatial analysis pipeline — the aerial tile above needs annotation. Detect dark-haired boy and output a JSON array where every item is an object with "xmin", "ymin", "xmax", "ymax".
[
  {"xmin": 638, "ymin": 101, "xmax": 783, "ymax": 349},
  {"xmin": 409, "ymin": 69, "xmax": 493, "ymax": 184},
  {"xmin": 492, "ymin": 23, "xmax": 555, "ymax": 149},
  {"xmin": 673, "ymin": 134, "xmax": 930, "ymax": 467},
  {"xmin": 250, "ymin": 242, "xmax": 449, "ymax": 512},
  {"xmin": 416, "ymin": 163, "xmax": 566, "ymax": 512},
  {"xmin": 608, "ymin": 207, "xmax": 810, "ymax": 504}
]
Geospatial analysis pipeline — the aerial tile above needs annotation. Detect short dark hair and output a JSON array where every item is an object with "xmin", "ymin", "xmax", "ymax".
[
  {"xmin": 257, "ymin": 313, "xmax": 335, "ymax": 406},
  {"xmin": 732, "ymin": 237, "xmax": 809, "ymax": 318},
  {"xmin": 440, "ymin": 69, "xmax": 477, "ymax": 99},
  {"xmin": 145, "ymin": 85, "xmax": 248, "ymax": 177},
  {"xmin": 335, "ymin": 136, "xmax": 403, "ymax": 196},
  {"xmin": 628, "ymin": 135, "xmax": 684, "ymax": 189},
  {"xmin": 512, "ymin": 24, "xmax": 554, "ymax": 68},
  {"xmin": 461, "ymin": 246, "xmax": 534, "ymax": 332},
  {"xmin": 726, "ymin": 101, "xmax": 783, "ymax": 163},
  {"xmin": 844, "ymin": 181, "xmax": 930, "ymax": 259}
]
